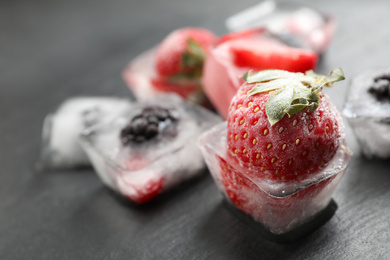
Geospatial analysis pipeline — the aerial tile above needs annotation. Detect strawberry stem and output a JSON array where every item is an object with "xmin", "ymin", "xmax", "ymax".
[{"xmin": 244, "ymin": 68, "xmax": 345, "ymax": 126}]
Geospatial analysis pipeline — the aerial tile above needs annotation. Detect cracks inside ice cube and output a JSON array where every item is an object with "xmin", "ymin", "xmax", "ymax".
[
  {"xmin": 39, "ymin": 97, "xmax": 133, "ymax": 169},
  {"xmin": 343, "ymin": 68, "xmax": 390, "ymax": 159},
  {"xmin": 79, "ymin": 94, "xmax": 222, "ymax": 203}
]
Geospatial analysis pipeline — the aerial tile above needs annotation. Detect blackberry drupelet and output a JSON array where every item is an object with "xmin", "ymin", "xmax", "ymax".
[
  {"xmin": 368, "ymin": 74, "xmax": 390, "ymax": 101},
  {"xmin": 120, "ymin": 106, "xmax": 179, "ymax": 144}
]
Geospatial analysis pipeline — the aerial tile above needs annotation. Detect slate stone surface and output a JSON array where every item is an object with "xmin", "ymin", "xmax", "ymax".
[{"xmin": 1, "ymin": 0, "xmax": 390, "ymax": 259}]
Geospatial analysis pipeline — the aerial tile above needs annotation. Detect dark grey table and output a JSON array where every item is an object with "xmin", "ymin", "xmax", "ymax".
[{"xmin": 2, "ymin": 0, "xmax": 390, "ymax": 259}]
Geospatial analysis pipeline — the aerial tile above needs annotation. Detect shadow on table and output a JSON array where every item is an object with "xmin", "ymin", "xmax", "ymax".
[
  {"xmin": 195, "ymin": 199, "xmax": 341, "ymax": 260},
  {"xmin": 103, "ymin": 171, "xmax": 209, "ymax": 212},
  {"xmin": 340, "ymin": 154, "xmax": 390, "ymax": 197}
]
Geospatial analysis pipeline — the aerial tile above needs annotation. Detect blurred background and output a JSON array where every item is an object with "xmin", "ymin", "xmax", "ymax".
[{"xmin": 1, "ymin": 0, "xmax": 390, "ymax": 259}]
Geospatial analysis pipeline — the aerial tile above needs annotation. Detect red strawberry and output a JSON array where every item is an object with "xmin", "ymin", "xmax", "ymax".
[
  {"xmin": 231, "ymin": 46, "xmax": 317, "ymax": 73},
  {"xmin": 216, "ymin": 68, "xmax": 346, "ymax": 230},
  {"xmin": 126, "ymin": 176, "xmax": 164, "ymax": 204},
  {"xmin": 217, "ymin": 154, "xmax": 337, "ymax": 225},
  {"xmin": 201, "ymin": 28, "xmax": 318, "ymax": 118},
  {"xmin": 116, "ymin": 105, "xmax": 181, "ymax": 204},
  {"xmin": 155, "ymin": 27, "xmax": 217, "ymax": 78},
  {"xmin": 226, "ymin": 68, "xmax": 345, "ymax": 182},
  {"xmin": 117, "ymin": 157, "xmax": 164, "ymax": 204},
  {"xmin": 118, "ymin": 173, "xmax": 164, "ymax": 204},
  {"xmin": 216, "ymin": 27, "xmax": 266, "ymax": 45},
  {"xmin": 218, "ymin": 155, "xmax": 258, "ymax": 213},
  {"xmin": 218, "ymin": 28, "xmax": 317, "ymax": 73}
]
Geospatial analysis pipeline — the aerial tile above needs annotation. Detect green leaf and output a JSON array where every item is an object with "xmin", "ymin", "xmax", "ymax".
[
  {"xmin": 307, "ymin": 92, "xmax": 320, "ymax": 103},
  {"xmin": 292, "ymin": 85, "xmax": 311, "ymax": 100},
  {"xmin": 181, "ymin": 39, "xmax": 205, "ymax": 68},
  {"xmin": 265, "ymin": 88, "xmax": 294, "ymax": 126},
  {"xmin": 292, "ymin": 98, "xmax": 309, "ymax": 105},
  {"xmin": 328, "ymin": 68, "xmax": 346, "ymax": 83},
  {"xmin": 249, "ymin": 79, "xmax": 303, "ymax": 96},
  {"xmin": 285, "ymin": 104, "xmax": 308, "ymax": 117},
  {"xmin": 187, "ymin": 38, "xmax": 205, "ymax": 60},
  {"xmin": 245, "ymin": 68, "xmax": 345, "ymax": 125},
  {"xmin": 169, "ymin": 71, "xmax": 202, "ymax": 80},
  {"xmin": 307, "ymin": 102, "xmax": 319, "ymax": 112},
  {"xmin": 244, "ymin": 69, "xmax": 301, "ymax": 84},
  {"xmin": 305, "ymin": 68, "xmax": 345, "ymax": 90},
  {"xmin": 242, "ymin": 71, "xmax": 251, "ymax": 82},
  {"xmin": 178, "ymin": 38, "xmax": 206, "ymax": 79},
  {"xmin": 182, "ymin": 52, "xmax": 197, "ymax": 67}
]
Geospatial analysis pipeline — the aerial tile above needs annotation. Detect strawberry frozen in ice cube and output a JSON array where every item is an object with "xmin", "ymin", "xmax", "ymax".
[
  {"xmin": 225, "ymin": 1, "xmax": 336, "ymax": 54},
  {"xmin": 202, "ymin": 28, "xmax": 318, "ymax": 118},
  {"xmin": 123, "ymin": 27, "xmax": 217, "ymax": 108},
  {"xmin": 155, "ymin": 27, "xmax": 217, "ymax": 78},
  {"xmin": 198, "ymin": 69, "xmax": 351, "ymax": 239}
]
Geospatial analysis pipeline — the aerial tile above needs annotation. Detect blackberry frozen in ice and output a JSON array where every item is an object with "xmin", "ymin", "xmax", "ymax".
[
  {"xmin": 120, "ymin": 106, "xmax": 180, "ymax": 144},
  {"xmin": 367, "ymin": 74, "xmax": 390, "ymax": 101},
  {"xmin": 343, "ymin": 68, "xmax": 390, "ymax": 159},
  {"xmin": 79, "ymin": 95, "xmax": 222, "ymax": 204}
]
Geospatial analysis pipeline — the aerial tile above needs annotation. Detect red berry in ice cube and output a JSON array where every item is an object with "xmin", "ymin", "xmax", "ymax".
[
  {"xmin": 227, "ymin": 69, "xmax": 345, "ymax": 181},
  {"xmin": 124, "ymin": 175, "xmax": 164, "ymax": 204},
  {"xmin": 201, "ymin": 28, "xmax": 318, "ymax": 118},
  {"xmin": 155, "ymin": 27, "xmax": 217, "ymax": 79}
]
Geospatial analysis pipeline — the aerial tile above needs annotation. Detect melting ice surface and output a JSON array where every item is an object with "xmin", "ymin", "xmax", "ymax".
[
  {"xmin": 79, "ymin": 95, "xmax": 222, "ymax": 200},
  {"xmin": 40, "ymin": 97, "xmax": 133, "ymax": 169},
  {"xmin": 198, "ymin": 122, "xmax": 351, "ymax": 234},
  {"xmin": 122, "ymin": 49, "xmax": 157, "ymax": 100},
  {"xmin": 122, "ymin": 48, "xmax": 207, "ymax": 106},
  {"xmin": 225, "ymin": 0, "xmax": 335, "ymax": 54},
  {"xmin": 343, "ymin": 68, "xmax": 390, "ymax": 158}
]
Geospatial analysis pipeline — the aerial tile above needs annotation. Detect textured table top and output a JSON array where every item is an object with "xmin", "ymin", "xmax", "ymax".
[{"xmin": 1, "ymin": 0, "xmax": 390, "ymax": 259}]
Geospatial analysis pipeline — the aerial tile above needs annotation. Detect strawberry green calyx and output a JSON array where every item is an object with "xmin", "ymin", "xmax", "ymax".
[
  {"xmin": 177, "ymin": 38, "xmax": 206, "ymax": 79},
  {"xmin": 182, "ymin": 38, "xmax": 206, "ymax": 66},
  {"xmin": 243, "ymin": 68, "xmax": 345, "ymax": 126}
]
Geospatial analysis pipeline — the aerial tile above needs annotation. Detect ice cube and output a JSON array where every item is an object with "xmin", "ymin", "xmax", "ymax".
[
  {"xmin": 40, "ymin": 97, "xmax": 134, "ymax": 169},
  {"xmin": 225, "ymin": 1, "xmax": 336, "ymax": 54},
  {"xmin": 122, "ymin": 48, "xmax": 211, "ymax": 107},
  {"xmin": 198, "ymin": 122, "xmax": 351, "ymax": 236},
  {"xmin": 343, "ymin": 68, "xmax": 390, "ymax": 159},
  {"xmin": 202, "ymin": 28, "xmax": 317, "ymax": 118},
  {"xmin": 78, "ymin": 94, "xmax": 222, "ymax": 203}
]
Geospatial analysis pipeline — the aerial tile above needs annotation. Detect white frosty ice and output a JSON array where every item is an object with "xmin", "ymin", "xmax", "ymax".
[
  {"xmin": 343, "ymin": 68, "xmax": 390, "ymax": 159},
  {"xmin": 78, "ymin": 94, "xmax": 222, "ymax": 203},
  {"xmin": 198, "ymin": 122, "xmax": 351, "ymax": 234},
  {"xmin": 225, "ymin": 0, "xmax": 336, "ymax": 54},
  {"xmin": 40, "ymin": 97, "xmax": 133, "ymax": 169}
]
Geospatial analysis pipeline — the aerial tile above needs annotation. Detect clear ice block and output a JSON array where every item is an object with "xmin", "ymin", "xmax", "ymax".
[
  {"xmin": 225, "ymin": 1, "xmax": 336, "ymax": 54},
  {"xmin": 343, "ymin": 68, "xmax": 390, "ymax": 159},
  {"xmin": 78, "ymin": 95, "xmax": 222, "ymax": 204},
  {"xmin": 122, "ymin": 48, "xmax": 210, "ymax": 107},
  {"xmin": 40, "ymin": 97, "xmax": 133, "ymax": 169},
  {"xmin": 202, "ymin": 28, "xmax": 316, "ymax": 119},
  {"xmin": 198, "ymin": 122, "xmax": 351, "ymax": 236}
]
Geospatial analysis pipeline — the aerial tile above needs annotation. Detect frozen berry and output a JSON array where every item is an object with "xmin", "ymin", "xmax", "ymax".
[
  {"xmin": 120, "ymin": 106, "xmax": 179, "ymax": 144},
  {"xmin": 368, "ymin": 74, "xmax": 390, "ymax": 101}
]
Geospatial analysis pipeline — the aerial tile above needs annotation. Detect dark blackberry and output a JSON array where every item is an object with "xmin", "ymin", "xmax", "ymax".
[
  {"xmin": 120, "ymin": 106, "xmax": 179, "ymax": 145},
  {"xmin": 368, "ymin": 74, "xmax": 390, "ymax": 101}
]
